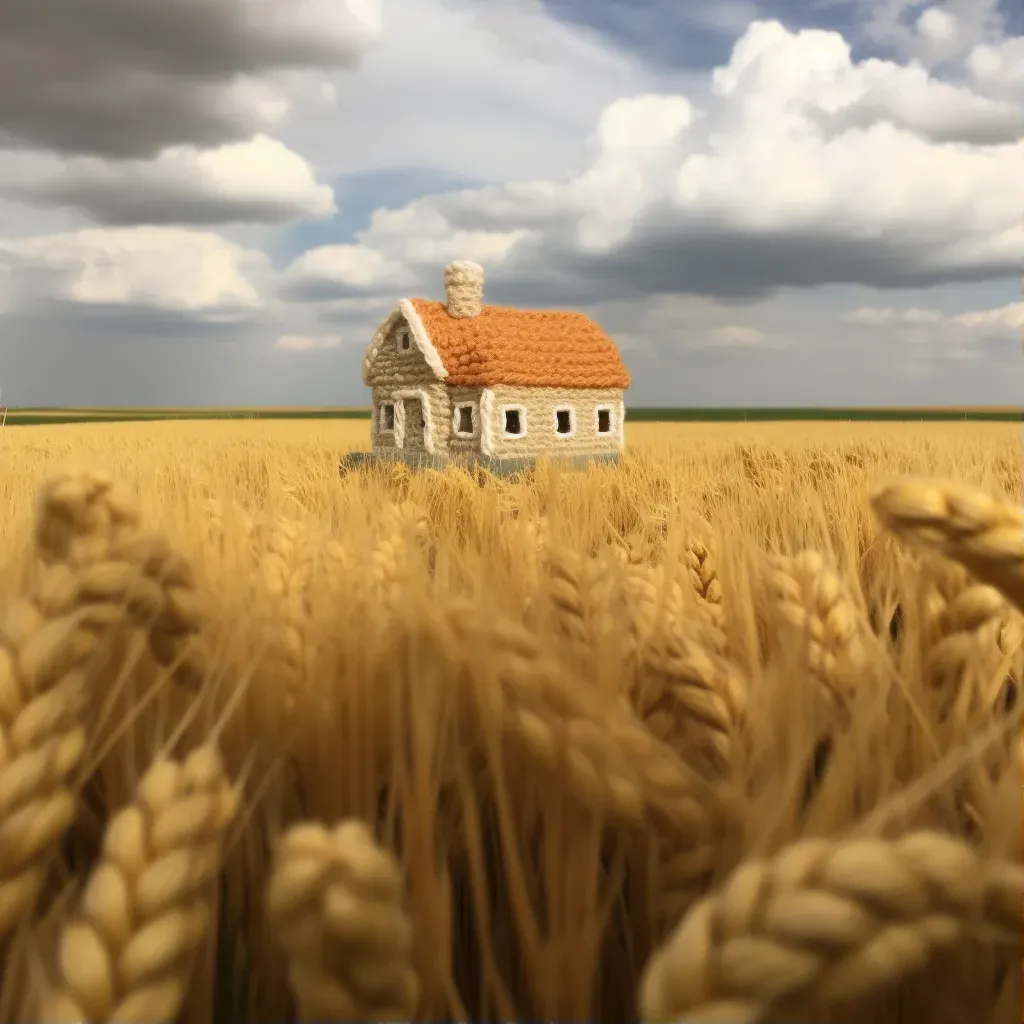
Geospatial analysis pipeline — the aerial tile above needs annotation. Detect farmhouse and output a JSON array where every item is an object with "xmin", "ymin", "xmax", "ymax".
[{"xmin": 362, "ymin": 261, "xmax": 630, "ymax": 465}]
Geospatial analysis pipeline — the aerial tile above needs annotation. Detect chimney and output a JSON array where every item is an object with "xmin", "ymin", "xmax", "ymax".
[{"xmin": 443, "ymin": 261, "xmax": 484, "ymax": 318}]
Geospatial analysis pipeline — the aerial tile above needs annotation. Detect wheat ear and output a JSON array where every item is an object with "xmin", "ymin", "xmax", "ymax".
[
  {"xmin": 39, "ymin": 746, "xmax": 239, "ymax": 1023},
  {"xmin": 0, "ymin": 586, "xmax": 90, "ymax": 940},
  {"xmin": 266, "ymin": 820, "xmax": 420, "ymax": 1021},
  {"xmin": 0, "ymin": 473, "xmax": 150, "ymax": 939},
  {"xmin": 258, "ymin": 516, "xmax": 317, "ymax": 714},
  {"xmin": 629, "ymin": 618, "xmax": 745, "ymax": 783},
  {"xmin": 684, "ymin": 539, "xmax": 724, "ymax": 631},
  {"xmin": 367, "ymin": 502, "xmax": 431, "ymax": 605},
  {"xmin": 539, "ymin": 548, "xmax": 588, "ymax": 650},
  {"xmin": 621, "ymin": 609, "xmax": 745, "ymax": 936},
  {"xmin": 33, "ymin": 470, "xmax": 141, "ymax": 565},
  {"xmin": 871, "ymin": 478, "xmax": 1024, "ymax": 614},
  {"xmin": 35, "ymin": 470, "xmax": 209, "ymax": 690},
  {"xmin": 916, "ymin": 559, "xmax": 1017, "ymax": 720},
  {"xmin": 640, "ymin": 830, "xmax": 1024, "ymax": 1024},
  {"xmin": 768, "ymin": 550, "xmax": 867, "ymax": 709}
]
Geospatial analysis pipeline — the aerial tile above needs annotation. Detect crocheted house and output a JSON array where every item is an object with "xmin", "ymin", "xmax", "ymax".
[{"xmin": 360, "ymin": 261, "xmax": 630, "ymax": 468}]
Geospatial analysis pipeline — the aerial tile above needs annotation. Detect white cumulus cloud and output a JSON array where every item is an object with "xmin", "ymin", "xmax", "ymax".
[
  {"xmin": 0, "ymin": 227, "xmax": 269, "ymax": 320},
  {"xmin": 3, "ymin": 135, "xmax": 336, "ymax": 225},
  {"xmin": 280, "ymin": 20, "xmax": 1022, "ymax": 311}
]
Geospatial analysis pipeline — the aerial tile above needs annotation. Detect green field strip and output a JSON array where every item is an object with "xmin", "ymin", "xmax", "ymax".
[
  {"xmin": 623, "ymin": 408, "xmax": 1023, "ymax": 422},
  {"xmin": 2, "ymin": 406, "xmax": 1021, "ymax": 427}
]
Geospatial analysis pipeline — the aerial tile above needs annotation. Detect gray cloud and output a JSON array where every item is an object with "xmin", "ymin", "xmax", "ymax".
[{"xmin": 0, "ymin": 0, "xmax": 380, "ymax": 158}]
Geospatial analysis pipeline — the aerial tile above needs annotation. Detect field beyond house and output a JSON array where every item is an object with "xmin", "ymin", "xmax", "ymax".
[
  {"xmin": 1, "ymin": 404, "xmax": 1021, "ymax": 426},
  {"xmin": 0, "ymin": 419, "xmax": 1021, "ymax": 1023}
]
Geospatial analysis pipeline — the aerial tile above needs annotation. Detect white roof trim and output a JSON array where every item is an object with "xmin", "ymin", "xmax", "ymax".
[{"xmin": 397, "ymin": 298, "xmax": 449, "ymax": 380}]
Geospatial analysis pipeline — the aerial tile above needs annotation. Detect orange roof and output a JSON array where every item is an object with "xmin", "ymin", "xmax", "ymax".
[{"xmin": 409, "ymin": 299, "xmax": 631, "ymax": 390}]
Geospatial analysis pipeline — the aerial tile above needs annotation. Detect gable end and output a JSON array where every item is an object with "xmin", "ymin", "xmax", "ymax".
[{"xmin": 362, "ymin": 301, "xmax": 450, "ymax": 386}]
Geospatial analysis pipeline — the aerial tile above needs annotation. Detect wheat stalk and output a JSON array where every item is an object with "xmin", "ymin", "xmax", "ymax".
[
  {"xmin": 266, "ymin": 819, "xmax": 420, "ymax": 1021},
  {"xmin": 640, "ymin": 830, "xmax": 1024, "ymax": 1023},
  {"xmin": 39, "ymin": 746, "xmax": 239, "ymax": 1023},
  {"xmin": 387, "ymin": 602, "xmax": 730, "ymax": 840}
]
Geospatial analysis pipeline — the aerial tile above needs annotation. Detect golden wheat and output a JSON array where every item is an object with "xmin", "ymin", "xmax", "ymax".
[
  {"xmin": 35, "ymin": 470, "xmax": 209, "ymax": 693},
  {"xmin": 768, "ymin": 549, "xmax": 868, "ymax": 711},
  {"xmin": 0, "ymin": 420, "xmax": 1017, "ymax": 1024},
  {"xmin": 266, "ymin": 819, "xmax": 420, "ymax": 1021},
  {"xmin": 639, "ymin": 830, "xmax": 1024, "ymax": 1024},
  {"xmin": 872, "ymin": 478, "xmax": 1024, "ymax": 614},
  {"xmin": 39, "ymin": 746, "xmax": 239, "ymax": 1022}
]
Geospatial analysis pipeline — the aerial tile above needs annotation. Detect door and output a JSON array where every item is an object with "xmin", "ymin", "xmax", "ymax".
[{"xmin": 402, "ymin": 397, "xmax": 425, "ymax": 451}]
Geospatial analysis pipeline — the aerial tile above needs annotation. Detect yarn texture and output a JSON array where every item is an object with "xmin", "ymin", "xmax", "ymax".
[{"xmin": 362, "ymin": 260, "xmax": 631, "ymax": 464}]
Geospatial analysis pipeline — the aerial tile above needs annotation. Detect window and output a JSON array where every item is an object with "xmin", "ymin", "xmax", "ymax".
[
  {"xmin": 380, "ymin": 402, "xmax": 395, "ymax": 431},
  {"xmin": 396, "ymin": 328, "xmax": 411, "ymax": 352},
  {"xmin": 553, "ymin": 406, "xmax": 575, "ymax": 436},
  {"xmin": 595, "ymin": 406, "xmax": 613, "ymax": 434},
  {"xmin": 453, "ymin": 403, "xmax": 475, "ymax": 437},
  {"xmin": 501, "ymin": 406, "xmax": 527, "ymax": 437}
]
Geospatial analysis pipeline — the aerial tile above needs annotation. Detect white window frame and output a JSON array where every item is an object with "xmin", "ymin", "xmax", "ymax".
[
  {"xmin": 379, "ymin": 401, "xmax": 396, "ymax": 432},
  {"xmin": 395, "ymin": 326, "xmax": 413, "ymax": 353},
  {"xmin": 552, "ymin": 405, "xmax": 577, "ymax": 438},
  {"xmin": 594, "ymin": 404, "xmax": 614, "ymax": 436},
  {"xmin": 499, "ymin": 404, "xmax": 528, "ymax": 439},
  {"xmin": 452, "ymin": 402, "xmax": 477, "ymax": 438}
]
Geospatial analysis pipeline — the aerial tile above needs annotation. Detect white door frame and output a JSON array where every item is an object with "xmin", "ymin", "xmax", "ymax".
[{"xmin": 391, "ymin": 387, "xmax": 436, "ymax": 454}]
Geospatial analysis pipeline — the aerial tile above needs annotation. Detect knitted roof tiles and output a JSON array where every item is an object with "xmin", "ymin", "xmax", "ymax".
[{"xmin": 410, "ymin": 299, "xmax": 631, "ymax": 390}]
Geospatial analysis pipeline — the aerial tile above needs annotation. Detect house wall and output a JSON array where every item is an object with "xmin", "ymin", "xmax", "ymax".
[
  {"xmin": 481, "ymin": 385, "xmax": 624, "ymax": 460},
  {"xmin": 444, "ymin": 386, "xmax": 484, "ymax": 457},
  {"xmin": 368, "ymin": 316, "xmax": 450, "ymax": 454}
]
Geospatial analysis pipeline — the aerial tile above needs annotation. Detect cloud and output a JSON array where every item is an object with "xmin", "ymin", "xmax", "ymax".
[
  {"xmin": 967, "ymin": 36, "xmax": 1024, "ymax": 98},
  {"xmin": 282, "ymin": 244, "xmax": 416, "ymax": 299},
  {"xmin": 841, "ymin": 306, "xmax": 946, "ymax": 325},
  {"xmin": 864, "ymin": 0, "xmax": 1007, "ymax": 67},
  {"xmin": 283, "ymin": 20, "xmax": 1022, "ymax": 312},
  {"xmin": 274, "ymin": 0, "xmax": 656, "ymax": 184},
  {"xmin": 704, "ymin": 324, "xmax": 774, "ymax": 346},
  {"xmin": 0, "ymin": 0, "xmax": 381, "ymax": 158},
  {"xmin": 275, "ymin": 333, "xmax": 343, "ymax": 351},
  {"xmin": 806, "ymin": 62, "xmax": 1020, "ymax": 145},
  {"xmin": 951, "ymin": 300, "xmax": 1024, "ymax": 329},
  {"xmin": 2, "ymin": 136, "xmax": 336, "ymax": 225},
  {"xmin": 841, "ymin": 299, "xmax": 1024, "ymax": 332},
  {"xmin": 282, "ymin": 231, "xmax": 536, "ymax": 299},
  {"xmin": 0, "ymin": 227, "xmax": 270, "ymax": 321}
]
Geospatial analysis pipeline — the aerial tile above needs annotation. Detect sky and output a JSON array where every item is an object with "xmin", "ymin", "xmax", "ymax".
[{"xmin": 0, "ymin": 0, "xmax": 1020, "ymax": 408}]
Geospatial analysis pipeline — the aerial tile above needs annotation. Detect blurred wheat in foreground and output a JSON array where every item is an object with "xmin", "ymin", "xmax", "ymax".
[{"xmin": 0, "ymin": 420, "xmax": 1021, "ymax": 1024}]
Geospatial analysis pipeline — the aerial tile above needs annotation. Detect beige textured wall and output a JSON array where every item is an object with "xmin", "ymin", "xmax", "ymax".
[
  {"xmin": 445, "ymin": 386, "xmax": 484, "ymax": 457},
  {"xmin": 483, "ymin": 385, "xmax": 624, "ymax": 459},
  {"xmin": 367, "ymin": 318, "xmax": 449, "ymax": 453}
]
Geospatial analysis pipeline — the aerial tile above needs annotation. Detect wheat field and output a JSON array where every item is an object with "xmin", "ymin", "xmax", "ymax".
[{"xmin": 0, "ymin": 418, "xmax": 1021, "ymax": 1023}]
